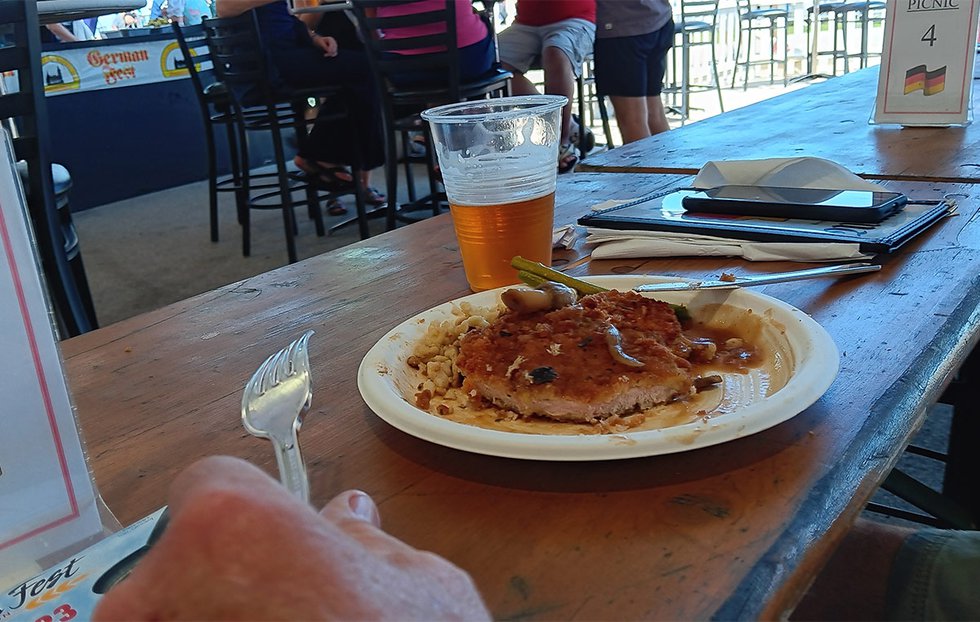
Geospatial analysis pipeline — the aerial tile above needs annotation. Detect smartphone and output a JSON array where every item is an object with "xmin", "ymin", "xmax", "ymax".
[{"xmin": 680, "ymin": 185, "xmax": 908, "ymax": 223}]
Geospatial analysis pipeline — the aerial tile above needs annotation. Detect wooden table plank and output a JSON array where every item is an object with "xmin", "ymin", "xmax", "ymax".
[
  {"xmin": 62, "ymin": 173, "xmax": 980, "ymax": 619},
  {"xmin": 579, "ymin": 67, "xmax": 980, "ymax": 183}
]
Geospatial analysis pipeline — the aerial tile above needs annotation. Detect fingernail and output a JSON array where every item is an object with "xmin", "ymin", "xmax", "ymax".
[{"xmin": 348, "ymin": 491, "xmax": 380, "ymax": 525}]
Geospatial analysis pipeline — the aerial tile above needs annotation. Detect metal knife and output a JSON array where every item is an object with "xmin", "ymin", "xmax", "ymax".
[{"xmin": 633, "ymin": 262, "xmax": 882, "ymax": 293}]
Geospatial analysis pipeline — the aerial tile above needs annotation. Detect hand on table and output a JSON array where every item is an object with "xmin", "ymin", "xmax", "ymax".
[{"xmin": 92, "ymin": 456, "xmax": 490, "ymax": 621}]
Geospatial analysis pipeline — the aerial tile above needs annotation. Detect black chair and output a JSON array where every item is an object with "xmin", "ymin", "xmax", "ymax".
[
  {"xmin": 349, "ymin": 0, "xmax": 511, "ymax": 230},
  {"xmin": 174, "ymin": 22, "xmax": 298, "ymax": 256},
  {"xmin": 732, "ymin": 0, "xmax": 790, "ymax": 89},
  {"xmin": 663, "ymin": 0, "xmax": 725, "ymax": 122},
  {"xmin": 173, "ymin": 23, "xmax": 245, "ymax": 248},
  {"xmin": 0, "ymin": 0, "xmax": 97, "ymax": 336},
  {"xmin": 579, "ymin": 54, "xmax": 615, "ymax": 151},
  {"xmin": 202, "ymin": 11, "xmax": 368, "ymax": 263}
]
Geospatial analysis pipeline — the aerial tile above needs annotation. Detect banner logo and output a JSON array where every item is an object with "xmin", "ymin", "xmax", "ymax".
[
  {"xmin": 160, "ymin": 41, "xmax": 191, "ymax": 78},
  {"xmin": 41, "ymin": 55, "xmax": 80, "ymax": 93}
]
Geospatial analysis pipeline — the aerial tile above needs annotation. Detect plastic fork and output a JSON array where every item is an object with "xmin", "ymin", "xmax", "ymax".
[{"xmin": 241, "ymin": 330, "xmax": 314, "ymax": 503}]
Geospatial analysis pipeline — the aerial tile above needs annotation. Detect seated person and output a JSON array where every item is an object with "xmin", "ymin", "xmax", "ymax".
[
  {"xmin": 497, "ymin": 0, "xmax": 596, "ymax": 173},
  {"xmin": 42, "ymin": 20, "xmax": 94, "ymax": 43},
  {"xmin": 92, "ymin": 456, "xmax": 491, "ymax": 620},
  {"xmin": 215, "ymin": 0, "xmax": 386, "ymax": 212},
  {"xmin": 792, "ymin": 517, "xmax": 980, "ymax": 620},
  {"xmin": 309, "ymin": 6, "xmax": 362, "ymax": 51},
  {"xmin": 374, "ymin": 0, "xmax": 498, "ymax": 87}
]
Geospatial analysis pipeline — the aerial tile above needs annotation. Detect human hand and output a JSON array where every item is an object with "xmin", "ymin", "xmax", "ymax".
[
  {"xmin": 312, "ymin": 34, "xmax": 338, "ymax": 57},
  {"xmin": 92, "ymin": 456, "xmax": 491, "ymax": 621}
]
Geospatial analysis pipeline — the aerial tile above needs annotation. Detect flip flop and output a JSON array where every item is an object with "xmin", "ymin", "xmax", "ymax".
[
  {"xmin": 295, "ymin": 158, "xmax": 355, "ymax": 193},
  {"xmin": 327, "ymin": 198, "xmax": 348, "ymax": 216},
  {"xmin": 363, "ymin": 186, "xmax": 386, "ymax": 207}
]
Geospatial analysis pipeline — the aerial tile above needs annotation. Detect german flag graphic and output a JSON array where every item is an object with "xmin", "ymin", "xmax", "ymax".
[{"xmin": 904, "ymin": 65, "xmax": 947, "ymax": 96}]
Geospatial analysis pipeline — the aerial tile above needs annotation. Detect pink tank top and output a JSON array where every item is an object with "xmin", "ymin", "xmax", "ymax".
[{"xmin": 377, "ymin": 0, "xmax": 489, "ymax": 55}]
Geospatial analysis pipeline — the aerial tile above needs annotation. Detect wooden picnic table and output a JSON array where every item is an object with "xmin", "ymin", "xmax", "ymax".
[
  {"xmin": 62, "ymin": 171, "xmax": 980, "ymax": 620},
  {"xmin": 579, "ymin": 66, "xmax": 980, "ymax": 183}
]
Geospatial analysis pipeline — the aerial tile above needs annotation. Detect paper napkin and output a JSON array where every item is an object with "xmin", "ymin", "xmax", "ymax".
[{"xmin": 584, "ymin": 157, "xmax": 879, "ymax": 262}]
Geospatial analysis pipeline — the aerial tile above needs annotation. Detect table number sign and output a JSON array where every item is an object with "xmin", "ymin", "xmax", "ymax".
[
  {"xmin": 873, "ymin": 0, "xmax": 980, "ymax": 125},
  {"xmin": 0, "ymin": 128, "xmax": 107, "ymax": 590}
]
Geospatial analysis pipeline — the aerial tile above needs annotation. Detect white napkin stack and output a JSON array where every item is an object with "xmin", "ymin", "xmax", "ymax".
[{"xmin": 584, "ymin": 157, "xmax": 881, "ymax": 262}]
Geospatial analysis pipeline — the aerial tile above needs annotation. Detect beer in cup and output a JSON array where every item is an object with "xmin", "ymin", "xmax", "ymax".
[{"xmin": 422, "ymin": 95, "xmax": 567, "ymax": 291}]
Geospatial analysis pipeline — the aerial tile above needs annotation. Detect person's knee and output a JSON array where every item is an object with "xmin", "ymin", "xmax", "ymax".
[{"xmin": 541, "ymin": 46, "xmax": 573, "ymax": 77}]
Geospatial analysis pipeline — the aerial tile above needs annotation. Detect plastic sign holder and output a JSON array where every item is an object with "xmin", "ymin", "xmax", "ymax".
[
  {"xmin": 0, "ymin": 128, "xmax": 111, "ymax": 592},
  {"xmin": 873, "ymin": 0, "xmax": 980, "ymax": 125}
]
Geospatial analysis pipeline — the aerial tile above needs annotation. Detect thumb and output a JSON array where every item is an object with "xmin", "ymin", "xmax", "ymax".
[{"xmin": 320, "ymin": 489, "xmax": 381, "ymax": 527}]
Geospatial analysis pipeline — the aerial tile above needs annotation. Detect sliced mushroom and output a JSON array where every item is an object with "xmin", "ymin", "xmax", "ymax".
[
  {"xmin": 693, "ymin": 374, "xmax": 723, "ymax": 390},
  {"xmin": 501, "ymin": 281, "xmax": 579, "ymax": 314},
  {"xmin": 603, "ymin": 324, "xmax": 645, "ymax": 368}
]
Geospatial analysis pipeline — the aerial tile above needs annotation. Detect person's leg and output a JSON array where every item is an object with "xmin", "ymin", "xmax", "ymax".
[
  {"xmin": 645, "ymin": 19, "xmax": 674, "ymax": 137},
  {"xmin": 646, "ymin": 95, "xmax": 670, "ymax": 136},
  {"xmin": 539, "ymin": 19, "xmax": 595, "ymax": 168},
  {"xmin": 595, "ymin": 33, "xmax": 652, "ymax": 144},
  {"xmin": 505, "ymin": 67, "xmax": 540, "ymax": 96},
  {"xmin": 540, "ymin": 45, "xmax": 575, "ymax": 144},
  {"xmin": 497, "ymin": 23, "xmax": 540, "ymax": 95},
  {"xmin": 791, "ymin": 518, "xmax": 912, "ymax": 621},
  {"xmin": 608, "ymin": 96, "xmax": 651, "ymax": 143},
  {"xmin": 272, "ymin": 47, "xmax": 384, "ymax": 182}
]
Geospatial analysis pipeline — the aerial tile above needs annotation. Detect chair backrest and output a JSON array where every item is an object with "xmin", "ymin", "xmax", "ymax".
[
  {"xmin": 172, "ymin": 22, "xmax": 218, "ymax": 107},
  {"xmin": 349, "ymin": 0, "xmax": 463, "ymax": 100},
  {"xmin": 679, "ymin": 0, "xmax": 719, "ymax": 26},
  {"xmin": 0, "ymin": 0, "xmax": 95, "ymax": 336},
  {"xmin": 202, "ymin": 12, "xmax": 273, "ymax": 103}
]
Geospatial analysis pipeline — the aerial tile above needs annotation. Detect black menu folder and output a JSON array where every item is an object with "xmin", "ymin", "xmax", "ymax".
[{"xmin": 577, "ymin": 189, "xmax": 954, "ymax": 254}]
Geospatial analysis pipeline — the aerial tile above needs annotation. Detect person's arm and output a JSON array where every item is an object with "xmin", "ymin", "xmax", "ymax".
[
  {"xmin": 92, "ymin": 456, "xmax": 491, "ymax": 621},
  {"xmin": 215, "ymin": 0, "xmax": 278, "ymax": 17},
  {"xmin": 297, "ymin": 9, "xmax": 320, "ymax": 29},
  {"xmin": 44, "ymin": 24, "xmax": 78, "ymax": 42}
]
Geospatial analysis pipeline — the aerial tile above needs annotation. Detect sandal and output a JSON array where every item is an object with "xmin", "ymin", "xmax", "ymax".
[
  {"xmin": 558, "ymin": 143, "xmax": 578, "ymax": 175},
  {"xmin": 327, "ymin": 198, "xmax": 348, "ymax": 216},
  {"xmin": 294, "ymin": 157, "xmax": 355, "ymax": 193},
  {"xmin": 570, "ymin": 115, "xmax": 595, "ymax": 154},
  {"xmin": 407, "ymin": 133, "xmax": 427, "ymax": 158},
  {"xmin": 363, "ymin": 186, "xmax": 386, "ymax": 207}
]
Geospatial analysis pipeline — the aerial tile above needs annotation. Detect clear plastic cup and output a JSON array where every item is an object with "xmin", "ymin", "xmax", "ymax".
[{"xmin": 421, "ymin": 95, "xmax": 567, "ymax": 292}]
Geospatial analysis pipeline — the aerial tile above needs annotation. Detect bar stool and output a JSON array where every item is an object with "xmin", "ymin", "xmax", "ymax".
[
  {"xmin": 806, "ymin": 1, "xmax": 849, "ymax": 75},
  {"xmin": 577, "ymin": 54, "xmax": 616, "ymax": 150},
  {"xmin": 732, "ymin": 0, "xmax": 790, "ymax": 89},
  {"xmin": 839, "ymin": 0, "xmax": 887, "ymax": 70},
  {"xmin": 173, "ymin": 22, "xmax": 292, "ymax": 255},
  {"xmin": 203, "ymin": 11, "xmax": 370, "ymax": 263},
  {"xmin": 663, "ymin": 0, "xmax": 725, "ymax": 122}
]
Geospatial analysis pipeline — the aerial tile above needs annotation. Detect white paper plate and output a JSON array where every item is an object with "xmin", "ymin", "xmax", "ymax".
[{"xmin": 357, "ymin": 275, "xmax": 839, "ymax": 461}]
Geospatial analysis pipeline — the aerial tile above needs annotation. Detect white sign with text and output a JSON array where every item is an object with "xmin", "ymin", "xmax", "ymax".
[
  {"xmin": 0, "ymin": 129, "xmax": 104, "ymax": 587},
  {"xmin": 874, "ymin": 0, "xmax": 980, "ymax": 125}
]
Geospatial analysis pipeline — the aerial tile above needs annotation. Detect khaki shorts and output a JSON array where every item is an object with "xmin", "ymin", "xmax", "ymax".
[
  {"xmin": 887, "ymin": 529, "xmax": 980, "ymax": 620},
  {"xmin": 497, "ymin": 18, "xmax": 595, "ymax": 78}
]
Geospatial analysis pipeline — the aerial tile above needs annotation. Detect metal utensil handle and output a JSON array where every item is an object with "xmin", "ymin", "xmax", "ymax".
[
  {"xmin": 737, "ymin": 262, "xmax": 881, "ymax": 287},
  {"xmin": 272, "ymin": 429, "xmax": 310, "ymax": 503}
]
